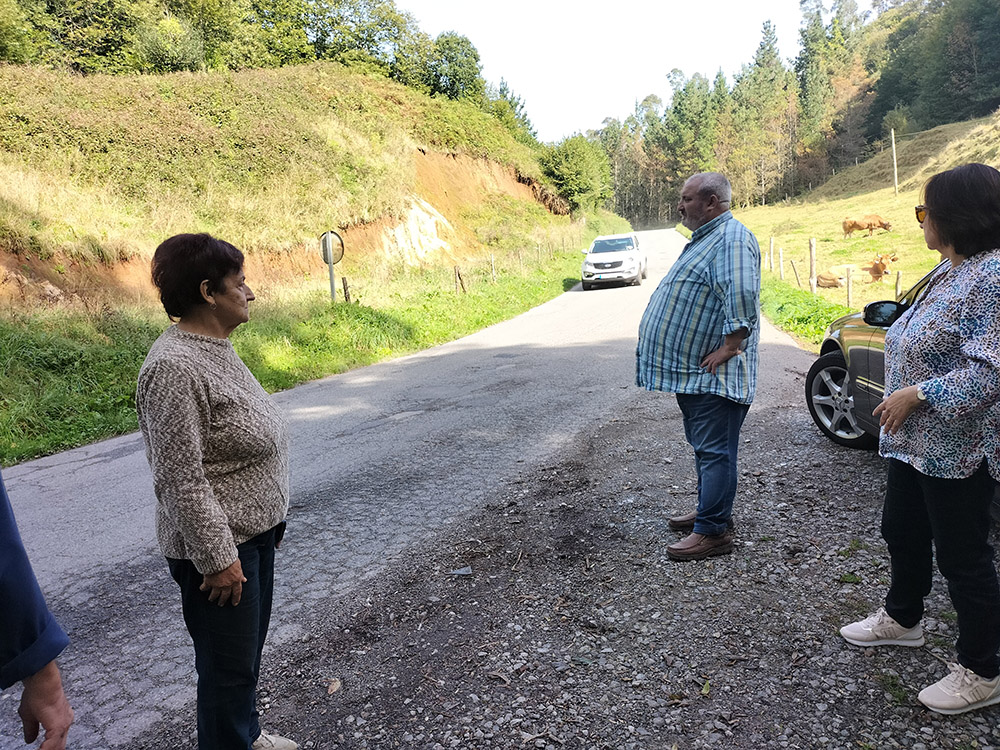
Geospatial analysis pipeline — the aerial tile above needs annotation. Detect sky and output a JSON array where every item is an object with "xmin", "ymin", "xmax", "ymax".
[{"xmin": 395, "ymin": 0, "xmax": 807, "ymax": 143}]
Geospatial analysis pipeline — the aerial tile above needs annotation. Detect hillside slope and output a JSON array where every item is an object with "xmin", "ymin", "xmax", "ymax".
[
  {"xmin": 736, "ymin": 110, "xmax": 1000, "ymax": 314},
  {"xmin": 0, "ymin": 62, "xmax": 569, "ymax": 306}
]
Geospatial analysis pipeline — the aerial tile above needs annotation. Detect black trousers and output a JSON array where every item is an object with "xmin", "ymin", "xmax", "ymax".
[
  {"xmin": 168, "ymin": 526, "xmax": 278, "ymax": 749},
  {"xmin": 882, "ymin": 458, "xmax": 1000, "ymax": 678}
]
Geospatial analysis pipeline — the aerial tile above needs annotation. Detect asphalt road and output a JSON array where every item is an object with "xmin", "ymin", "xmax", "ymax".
[{"xmin": 2, "ymin": 228, "xmax": 732, "ymax": 748}]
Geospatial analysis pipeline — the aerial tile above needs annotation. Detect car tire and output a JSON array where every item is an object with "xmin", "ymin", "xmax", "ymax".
[
  {"xmin": 581, "ymin": 281, "xmax": 592, "ymax": 291},
  {"xmin": 805, "ymin": 351, "xmax": 876, "ymax": 449},
  {"xmin": 633, "ymin": 272, "xmax": 642, "ymax": 286},
  {"xmin": 641, "ymin": 264, "xmax": 648, "ymax": 279}
]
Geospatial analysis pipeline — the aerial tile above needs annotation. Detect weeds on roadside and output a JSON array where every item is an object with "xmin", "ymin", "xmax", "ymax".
[
  {"xmin": 0, "ymin": 305, "xmax": 162, "ymax": 463},
  {"xmin": 838, "ymin": 539, "xmax": 867, "ymax": 557},
  {"xmin": 0, "ymin": 244, "xmax": 592, "ymax": 465},
  {"xmin": 760, "ymin": 277, "xmax": 854, "ymax": 347},
  {"xmin": 874, "ymin": 671, "xmax": 910, "ymax": 705}
]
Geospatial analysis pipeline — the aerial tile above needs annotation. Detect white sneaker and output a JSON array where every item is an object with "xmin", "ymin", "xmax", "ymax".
[
  {"xmin": 918, "ymin": 662, "xmax": 1000, "ymax": 715},
  {"xmin": 840, "ymin": 608, "xmax": 925, "ymax": 647},
  {"xmin": 252, "ymin": 732, "xmax": 298, "ymax": 750}
]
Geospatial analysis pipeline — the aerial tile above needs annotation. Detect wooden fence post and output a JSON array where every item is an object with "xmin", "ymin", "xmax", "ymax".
[
  {"xmin": 341, "ymin": 276, "xmax": 351, "ymax": 304},
  {"xmin": 778, "ymin": 247, "xmax": 785, "ymax": 280},
  {"xmin": 809, "ymin": 238, "xmax": 817, "ymax": 293},
  {"xmin": 490, "ymin": 253, "xmax": 497, "ymax": 283},
  {"xmin": 790, "ymin": 259, "xmax": 802, "ymax": 288},
  {"xmin": 768, "ymin": 237, "xmax": 774, "ymax": 272},
  {"xmin": 846, "ymin": 267, "xmax": 852, "ymax": 308},
  {"xmin": 895, "ymin": 271, "xmax": 902, "ymax": 297}
]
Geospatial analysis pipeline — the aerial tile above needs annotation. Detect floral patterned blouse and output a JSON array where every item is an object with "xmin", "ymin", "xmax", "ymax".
[{"xmin": 880, "ymin": 248, "xmax": 1000, "ymax": 480}]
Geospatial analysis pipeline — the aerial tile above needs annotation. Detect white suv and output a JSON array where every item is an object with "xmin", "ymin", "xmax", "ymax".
[{"xmin": 580, "ymin": 233, "xmax": 647, "ymax": 291}]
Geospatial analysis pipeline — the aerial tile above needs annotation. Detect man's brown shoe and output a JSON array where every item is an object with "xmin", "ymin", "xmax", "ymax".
[
  {"xmin": 666, "ymin": 531, "xmax": 734, "ymax": 561},
  {"xmin": 667, "ymin": 510, "xmax": 735, "ymax": 533},
  {"xmin": 667, "ymin": 510, "xmax": 697, "ymax": 531}
]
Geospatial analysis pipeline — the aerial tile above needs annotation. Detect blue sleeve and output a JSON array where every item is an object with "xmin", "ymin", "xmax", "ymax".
[
  {"xmin": 0, "ymin": 470, "xmax": 69, "ymax": 689},
  {"xmin": 713, "ymin": 222, "xmax": 760, "ymax": 337}
]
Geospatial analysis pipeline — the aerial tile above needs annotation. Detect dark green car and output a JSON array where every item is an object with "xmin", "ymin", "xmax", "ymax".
[{"xmin": 805, "ymin": 261, "xmax": 947, "ymax": 449}]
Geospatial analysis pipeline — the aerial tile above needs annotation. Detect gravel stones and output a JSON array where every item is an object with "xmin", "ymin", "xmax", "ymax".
[{"xmin": 126, "ymin": 392, "xmax": 1000, "ymax": 749}]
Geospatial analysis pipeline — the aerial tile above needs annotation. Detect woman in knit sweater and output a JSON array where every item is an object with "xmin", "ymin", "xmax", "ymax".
[{"xmin": 136, "ymin": 233, "xmax": 296, "ymax": 750}]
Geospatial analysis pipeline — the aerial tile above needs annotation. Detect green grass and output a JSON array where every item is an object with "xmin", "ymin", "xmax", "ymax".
[
  {"xmin": 0, "ymin": 306, "xmax": 163, "ymax": 461},
  {"xmin": 0, "ymin": 246, "xmax": 589, "ymax": 465},
  {"xmin": 0, "ymin": 62, "xmax": 546, "ymax": 264},
  {"xmin": 760, "ymin": 276, "xmax": 854, "ymax": 348},
  {"xmin": 837, "ymin": 539, "xmax": 867, "ymax": 558},
  {"xmin": 733, "ymin": 111, "xmax": 1000, "ymax": 329},
  {"xmin": 874, "ymin": 671, "xmax": 910, "ymax": 705}
]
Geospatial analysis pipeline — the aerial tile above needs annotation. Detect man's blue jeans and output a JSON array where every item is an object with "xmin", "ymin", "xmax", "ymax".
[
  {"xmin": 168, "ymin": 526, "xmax": 278, "ymax": 750},
  {"xmin": 675, "ymin": 393, "xmax": 750, "ymax": 536}
]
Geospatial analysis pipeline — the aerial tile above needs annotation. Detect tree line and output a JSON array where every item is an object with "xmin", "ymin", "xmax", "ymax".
[
  {"xmin": 3, "ymin": 0, "xmax": 998, "ymax": 226},
  {"xmin": 593, "ymin": 0, "xmax": 1000, "ymax": 227},
  {"xmin": 0, "ymin": 0, "xmax": 538, "ymax": 146}
]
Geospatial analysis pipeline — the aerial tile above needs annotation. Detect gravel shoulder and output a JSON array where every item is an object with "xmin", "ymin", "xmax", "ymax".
[
  {"xmin": 237, "ymin": 365, "xmax": 1000, "ymax": 749},
  {"xmin": 114, "ymin": 317, "xmax": 1000, "ymax": 750}
]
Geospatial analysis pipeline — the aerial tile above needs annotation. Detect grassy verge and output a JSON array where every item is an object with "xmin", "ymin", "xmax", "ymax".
[
  {"xmin": 760, "ymin": 275, "xmax": 854, "ymax": 349},
  {"xmin": 0, "ymin": 243, "xmax": 597, "ymax": 465}
]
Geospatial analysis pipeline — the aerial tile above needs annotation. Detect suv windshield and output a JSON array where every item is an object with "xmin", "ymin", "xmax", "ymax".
[{"xmin": 591, "ymin": 238, "xmax": 634, "ymax": 253}]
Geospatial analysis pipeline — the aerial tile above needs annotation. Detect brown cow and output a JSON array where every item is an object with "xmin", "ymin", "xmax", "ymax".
[
  {"xmin": 842, "ymin": 218, "xmax": 866, "ymax": 238},
  {"xmin": 816, "ymin": 264, "xmax": 860, "ymax": 288},
  {"xmin": 861, "ymin": 253, "xmax": 899, "ymax": 282},
  {"xmin": 861, "ymin": 214, "xmax": 892, "ymax": 235},
  {"xmin": 842, "ymin": 215, "xmax": 893, "ymax": 238}
]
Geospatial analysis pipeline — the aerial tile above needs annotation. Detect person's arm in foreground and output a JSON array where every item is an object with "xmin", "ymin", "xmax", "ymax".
[
  {"xmin": 19, "ymin": 661, "xmax": 73, "ymax": 749},
  {"xmin": 0, "ymin": 472, "xmax": 73, "ymax": 749}
]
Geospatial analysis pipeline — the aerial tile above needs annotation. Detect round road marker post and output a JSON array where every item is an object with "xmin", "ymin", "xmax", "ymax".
[{"xmin": 320, "ymin": 230, "xmax": 345, "ymax": 303}]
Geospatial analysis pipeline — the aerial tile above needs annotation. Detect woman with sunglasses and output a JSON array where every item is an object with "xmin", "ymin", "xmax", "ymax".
[{"xmin": 840, "ymin": 163, "xmax": 1000, "ymax": 714}]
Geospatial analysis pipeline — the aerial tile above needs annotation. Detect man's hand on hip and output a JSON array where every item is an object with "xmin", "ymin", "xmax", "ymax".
[{"xmin": 700, "ymin": 329, "xmax": 748, "ymax": 374}]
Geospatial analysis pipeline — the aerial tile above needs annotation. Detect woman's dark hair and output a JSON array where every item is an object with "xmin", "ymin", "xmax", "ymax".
[
  {"xmin": 151, "ymin": 233, "xmax": 244, "ymax": 319},
  {"xmin": 923, "ymin": 163, "xmax": 1000, "ymax": 257}
]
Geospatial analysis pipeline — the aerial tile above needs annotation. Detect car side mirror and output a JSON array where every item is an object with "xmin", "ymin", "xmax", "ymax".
[
  {"xmin": 581, "ymin": 248, "xmax": 589, "ymax": 255},
  {"xmin": 863, "ymin": 300, "xmax": 905, "ymax": 327}
]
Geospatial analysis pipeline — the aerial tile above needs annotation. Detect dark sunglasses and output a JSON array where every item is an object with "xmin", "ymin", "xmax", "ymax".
[{"xmin": 915, "ymin": 205, "xmax": 927, "ymax": 223}]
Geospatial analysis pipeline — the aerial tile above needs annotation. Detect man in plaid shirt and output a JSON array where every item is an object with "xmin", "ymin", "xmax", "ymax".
[{"xmin": 636, "ymin": 172, "xmax": 761, "ymax": 561}]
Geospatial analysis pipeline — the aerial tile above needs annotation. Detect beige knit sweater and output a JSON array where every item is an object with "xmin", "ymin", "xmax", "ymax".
[{"xmin": 136, "ymin": 325, "xmax": 289, "ymax": 574}]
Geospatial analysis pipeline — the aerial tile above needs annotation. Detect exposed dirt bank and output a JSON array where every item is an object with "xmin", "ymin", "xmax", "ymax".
[{"xmin": 0, "ymin": 151, "xmax": 561, "ymax": 308}]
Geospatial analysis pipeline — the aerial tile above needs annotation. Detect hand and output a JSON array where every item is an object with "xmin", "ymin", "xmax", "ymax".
[
  {"xmin": 873, "ymin": 385, "xmax": 923, "ymax": 434},
  {"xmin": 200, "ymin": 559, "xmax": 246, "ymax": 606},
  {"xmin": 19, "ymin": 661, "xmax": 73, "ymax": 750},
  {"xmin": 700, "ymin": 341, "xmax": 742, "ymax": 374}
]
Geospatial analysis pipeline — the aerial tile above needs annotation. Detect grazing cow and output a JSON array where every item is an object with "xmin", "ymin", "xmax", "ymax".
[
  {"xmin": 861, "ymin": 214, "xmax": 892, "ymax": 235},
  {"xmin": 842, "ymin": 215, "xmax": 893, "ymax": 238},
  {"xmin": 842, "ymin": 218, "xmax": 867, "ymax": 238},
  {"xmin": 861, "ymin": 253, "xmax": 898, "ymax": 282}
]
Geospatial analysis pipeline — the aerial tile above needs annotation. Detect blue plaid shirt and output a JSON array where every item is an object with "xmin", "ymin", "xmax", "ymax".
[{"xmin": 635, "ymin": 211, "xmax": 760, "ymax": 404}]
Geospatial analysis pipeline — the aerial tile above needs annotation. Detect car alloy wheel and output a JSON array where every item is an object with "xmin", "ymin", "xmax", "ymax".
[{"xmin": 805, "ymin": 351, "xmax": 876, "ymax": 449}]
